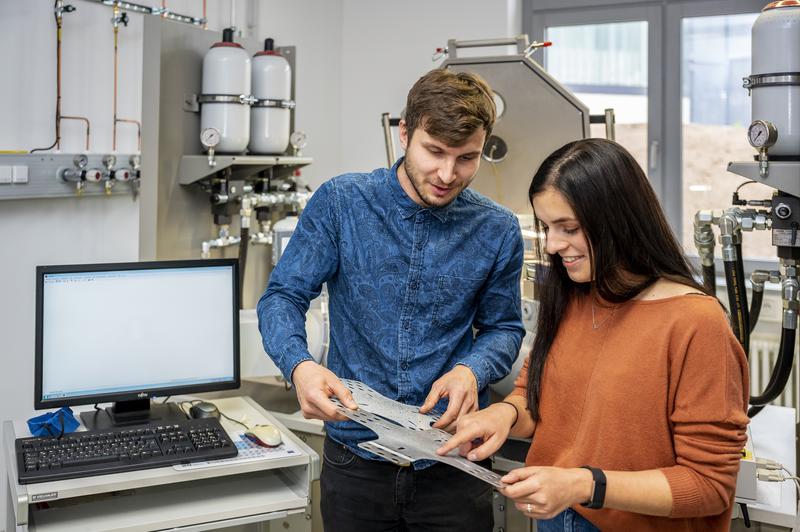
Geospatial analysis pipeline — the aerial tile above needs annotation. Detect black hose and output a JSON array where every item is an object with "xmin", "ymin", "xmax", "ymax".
[
  {"xmin": 749, "ymin": 327, "xmax": 796, "ymax": 408},
  {"xmin": 749, "ymin": 289, "xmax": 764, "ymax": 334},
  {"xmin": 702, "ymin": 264, "xmax": 716, "ymax": 296},
  {"xmin": 735, "ymin": 243, "xmax": 750, "ymax": 353},
  {"xmin": 238, "ymin": 227, "xmax": 248, "ymax": 310},
  {"xmin": 31, "ymin": 2, "xmax": 61, "ymax": 153},
  {"xmin": 724, "ymin": 260, "xmax": 748, "ymax": 353}
]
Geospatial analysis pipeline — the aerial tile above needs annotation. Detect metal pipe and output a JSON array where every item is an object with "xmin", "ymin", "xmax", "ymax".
[
  {"xmin": 693, "ymin": 210, "xmax": 716, "ymax": 295},
  {"xmin": 32, "ymin": 1, "xmax": 92, "ymax": 153},
  {"xmin": 201, "ymin": 225, "xmax": 241, "ymax": 258},
  {"xmin": 603, "ymin": 108, "xmax": 616, "ymax": 141},
  {"xmin": 111, "ymin": 3, "xmax": 141, "ymax": 152},
  {"xmin": 381, "ymin": 113, "xmax": 396, "ymax": 168},
  {"xmin": 78, "ymin": 0, "xmax": 205, "ymax": 26}
]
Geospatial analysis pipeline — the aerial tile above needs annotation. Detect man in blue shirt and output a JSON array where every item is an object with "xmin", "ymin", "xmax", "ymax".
[{"xmin": 257, "ymin": 68, "xmax": 524, "ymax": 531}]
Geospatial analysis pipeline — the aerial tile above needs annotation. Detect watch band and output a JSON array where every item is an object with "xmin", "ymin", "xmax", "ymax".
[{"xmin": 579, "ymin": 466, "xmax": 607, "ymax": 509}]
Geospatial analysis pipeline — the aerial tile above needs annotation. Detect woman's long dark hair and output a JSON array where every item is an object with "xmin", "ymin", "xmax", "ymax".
[{"xmin": 526, "ymin": 138, "xmax": 707, "ymax": 420}]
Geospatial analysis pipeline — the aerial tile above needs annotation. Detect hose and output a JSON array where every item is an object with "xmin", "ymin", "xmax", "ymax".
[
  {"xmin": 724, "ymin": 259, "xmax": 750, "ymax": 355},
  {"xmin": 238, "ymin": 227, "xmax": 248, "ymax": 309},
  {"xmin": 702, "ymin": 264, "xmax": 716, "ymax": 296},
  {"xmin": 748, "ymin": 327, "xmax": 796, "ymax": 416},
  {"xmin": 734, "ymin": 243, "xmax": 750, "ymax": 354},
  {"xmin": 749, "ymin": 288, "xmax": 764, "ymax": 334}
]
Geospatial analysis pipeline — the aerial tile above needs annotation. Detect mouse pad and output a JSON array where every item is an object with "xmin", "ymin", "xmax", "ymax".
[{"xmin": 331, "ymin": 379, "xmax": 505, "ymax": 488}]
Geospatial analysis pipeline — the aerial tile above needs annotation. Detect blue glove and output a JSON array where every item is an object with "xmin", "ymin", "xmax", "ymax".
[{"xmin": 27, "ymin": 407, "xmax": 79, "ymax": 437}]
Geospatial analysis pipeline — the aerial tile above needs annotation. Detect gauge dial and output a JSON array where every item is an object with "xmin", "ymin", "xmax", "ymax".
[
  {"xmin": 747, "ymin": 120, "xmax": 778, "ymax": 149},
  {"xmin": 290, "ymin": 130, "xmax": 308, "ymax": 151},
  {"xmin": 200, "ymin": 127, "xmax": 221, "ymax": 149}
]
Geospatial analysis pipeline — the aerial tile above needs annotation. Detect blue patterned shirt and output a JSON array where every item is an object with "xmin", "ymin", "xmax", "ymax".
[{"xmin": 257, "ymin": 159, "xmax": 525, "ymax": 464}]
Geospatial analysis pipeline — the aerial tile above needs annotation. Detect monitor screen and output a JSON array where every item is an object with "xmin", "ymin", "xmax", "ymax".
[{"xmin": 35, "ymin": 259, "xmax": 240, "ymax": 411}]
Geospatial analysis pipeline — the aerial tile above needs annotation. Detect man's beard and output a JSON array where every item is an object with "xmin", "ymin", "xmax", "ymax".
[{"xmin": 403, "ymin": 156, "xmax": 461, "ymax": 208}]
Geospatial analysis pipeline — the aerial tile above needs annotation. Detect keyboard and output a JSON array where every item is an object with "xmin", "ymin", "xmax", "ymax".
[{"xmin": 15, "ymin": 417, "xmax": 238, "ymax": 484}]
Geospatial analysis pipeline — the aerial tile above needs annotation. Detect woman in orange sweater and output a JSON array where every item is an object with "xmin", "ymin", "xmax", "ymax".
[{"xmin": 438, "ymin": 138, "xmax": 749, "ymax": 531}]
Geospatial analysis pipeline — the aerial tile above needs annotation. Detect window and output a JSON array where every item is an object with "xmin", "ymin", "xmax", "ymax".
[{"xmin": 545, "ymin": 22, "xmax": 649, "ymax": 171}]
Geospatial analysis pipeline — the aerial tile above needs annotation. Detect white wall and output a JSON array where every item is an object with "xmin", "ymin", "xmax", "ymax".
[
  {"xmin": 0, "ymin": 1, "xmax": 518, "ymax": 528},
  {"xmin": 340, "ymin": 0, "xmax": 522, "ymax": 174}
]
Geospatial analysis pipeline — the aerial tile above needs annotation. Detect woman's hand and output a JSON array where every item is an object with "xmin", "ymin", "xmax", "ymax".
[
  {"xmin": 499, "ymin": 466, "xmax": 593, "ymax": 520},
  {"xmin": 435, "ymin": 402, "xmax": 517, "ymax": 460}
]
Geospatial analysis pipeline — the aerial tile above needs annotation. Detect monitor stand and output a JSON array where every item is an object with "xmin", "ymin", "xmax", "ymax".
[{"xmin": 80, "ymin": 398, "xmax": 188, "ymax": 430}]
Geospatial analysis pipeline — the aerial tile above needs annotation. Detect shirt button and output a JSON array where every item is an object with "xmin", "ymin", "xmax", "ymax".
[
  {"xmin": 410, "ymin": 280, "xmax": 418, "ymax": 289},
  {"xmin": 416, "ymin": 241, "xmax": 424, "ymax": 250},
  {"xmin": 403, "ymin": 321, "xmax": 411, "ymax": 330},
  {"xmin": 401, "ymin": 362, "xmax": 409, "ymax": 370}
]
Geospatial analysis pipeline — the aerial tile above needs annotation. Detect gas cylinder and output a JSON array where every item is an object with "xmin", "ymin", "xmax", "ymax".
[
  {"xmin": 750, "ymin": 1, "xmax": 800, "ymax": 157},
  {"xmin": 249, "ymin": 38, "xmax": 293, "ymax": 154},
  {"xmin": 200, "ymin": 28, "xmax": 252, "ymax": 153}
]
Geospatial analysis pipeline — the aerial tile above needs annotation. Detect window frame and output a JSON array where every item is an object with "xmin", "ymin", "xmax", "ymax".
[{"xmin": 524, "ymin": 0, "xmax": 775, "ymax": 276}]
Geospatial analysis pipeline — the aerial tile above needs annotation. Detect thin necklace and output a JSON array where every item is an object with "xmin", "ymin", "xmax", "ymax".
[{"xmin": 591, "ymin": 298, "xmax": 617, "ymax": 330}]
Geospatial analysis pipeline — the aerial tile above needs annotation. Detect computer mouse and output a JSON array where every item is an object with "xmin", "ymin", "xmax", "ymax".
[
  {"xmin": 247, "ymin": 425, "xmax": 282, "ymax": 447},
  {"xmin": 189, "ymin": 401, "xmax": 220, "ymax": 419}
]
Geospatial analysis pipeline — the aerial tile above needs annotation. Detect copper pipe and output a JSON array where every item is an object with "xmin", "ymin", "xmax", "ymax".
[
  {"xmin": 115, "ymin": 118, "xmax": 141, "ymax": 152},
  {"xmin": 203, "ymin": 0, "xmax": 207, "ymax": 29},
  {"xmin": 33, "ymin": 1, "xmax": 91, "ymax": 153},
  {"xmin": 60, "ymin": 116, "xmax": 91, "ymax": 151},
  {"xmin": 111, "ymin": 3, "xmax": 141, "ymax": 152}
]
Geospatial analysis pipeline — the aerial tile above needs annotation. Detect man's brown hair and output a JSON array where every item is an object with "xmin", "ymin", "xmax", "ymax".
[{"xmin": 404, "ymin": 69, "xmax": 496, "ymax": 147}]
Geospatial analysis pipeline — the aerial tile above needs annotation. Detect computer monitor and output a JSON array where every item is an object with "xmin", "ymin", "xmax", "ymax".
[{"xmin": 34, "ymin": 259, "xmax": 240, "ymax": 429}]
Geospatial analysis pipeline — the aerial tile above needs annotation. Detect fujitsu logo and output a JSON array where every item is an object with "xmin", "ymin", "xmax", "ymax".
[{"xmin": 137, "ymin": 392, "xmax": 149, "ymax": 398}]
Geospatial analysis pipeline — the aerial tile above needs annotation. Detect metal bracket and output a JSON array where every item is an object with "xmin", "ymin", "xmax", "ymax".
[
  {"xmin": 331, "ymin": 380, "xmax": 506, "ymax": 488},
  {"xmin": 183, "ymin": 93, "xmax": 200, "ymax": 112},
  {"xmin": 197, "ymin": 94, "xmax": 257, "ymax": 105},
  {"xmin": 252, "ymin": 98, "xmax": 296, "ymax": 109},
  {"xmin": 743, "ymin": 72, "xmax": 800, "ymax": 90}
]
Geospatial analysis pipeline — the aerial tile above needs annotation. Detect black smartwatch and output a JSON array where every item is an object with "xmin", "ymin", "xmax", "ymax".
[{"xmin": 579, "ymin": 466, "xmax": 607, "ymax": 509}]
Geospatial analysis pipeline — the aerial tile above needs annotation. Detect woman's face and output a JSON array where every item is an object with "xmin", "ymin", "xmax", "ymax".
[{"xmin": 532, "ymin": 187, "xmax": 592, "ymax": 283}]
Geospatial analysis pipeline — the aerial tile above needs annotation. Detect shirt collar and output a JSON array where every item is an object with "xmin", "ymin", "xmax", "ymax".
[{"xmin": 387, "ymin": 157, "xmax": 454, "ymax": 223}]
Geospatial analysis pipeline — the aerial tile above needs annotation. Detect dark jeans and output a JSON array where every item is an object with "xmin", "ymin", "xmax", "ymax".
[
  {"xmin": 537, "ymin": 509, "xmax": 601, "ymax": 532},
  {"xmin": 320, "ymin": 437, "xmax": 494, "ymax": 532}
]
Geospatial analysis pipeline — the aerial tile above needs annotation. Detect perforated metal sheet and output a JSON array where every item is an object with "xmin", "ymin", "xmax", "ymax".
[
  {"xmin": 332, "ymin": 380, "xmax": 505, "ymax": 488},
  {"xmin": 340, "ymin": 379, "xmax": 441, "ymax": 430}
]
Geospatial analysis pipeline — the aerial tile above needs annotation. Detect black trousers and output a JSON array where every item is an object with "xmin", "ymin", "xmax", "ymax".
[{"xmin": 320, "ymin": 437, "xmax": 494, "ymax": 532}]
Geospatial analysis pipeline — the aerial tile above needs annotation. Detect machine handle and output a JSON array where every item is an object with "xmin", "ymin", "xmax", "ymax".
[{"xmin": 445, "ymin": 36, "xmax": 530, "ymax": 58}]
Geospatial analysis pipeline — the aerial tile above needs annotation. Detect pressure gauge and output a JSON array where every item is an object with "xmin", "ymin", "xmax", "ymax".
[
  {"xmin": 747, "ymin": 120, "xmax": 778, "ymax": 149},
  {"xmin": 200, "ymin": 127, "xmax": 221, "ymax": 150},
  {"xmin": 492, "ymin": 91, "xmax": 506, "ymax": 119},
  {"xmin": 290, "ymin": 130, "xmax": 308, "ymax": 151}
]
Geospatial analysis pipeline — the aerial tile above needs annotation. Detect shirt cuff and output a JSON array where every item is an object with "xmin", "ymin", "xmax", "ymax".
[
  {"xmin": 456, "ymin": 360, "xmax": 489, "ymax": 391},
  {"xmin": 660, "ymin": 466, "xmax": 704, "ymax": 517},
  {"xmin": 285, "ymin": 354, "xmax": 315, "ymax": 385}
]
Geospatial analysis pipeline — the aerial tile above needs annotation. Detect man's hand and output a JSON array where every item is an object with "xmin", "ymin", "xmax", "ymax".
[
  {"xmin": 291, "ymin": 360, "xmax": 358, "ymax": 421},
  {"xmin": 419, "ymin": 365, "xmax": 478, "ymax": 431}
]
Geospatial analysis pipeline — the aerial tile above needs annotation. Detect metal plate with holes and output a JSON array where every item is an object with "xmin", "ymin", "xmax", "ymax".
[
  {"xmin": 331, "ymin": 380, "xmax": 506, "ymax": 488},
  {"xmin": 340, "ymin": 379, "xmax": 441, "ymax": 430}
]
